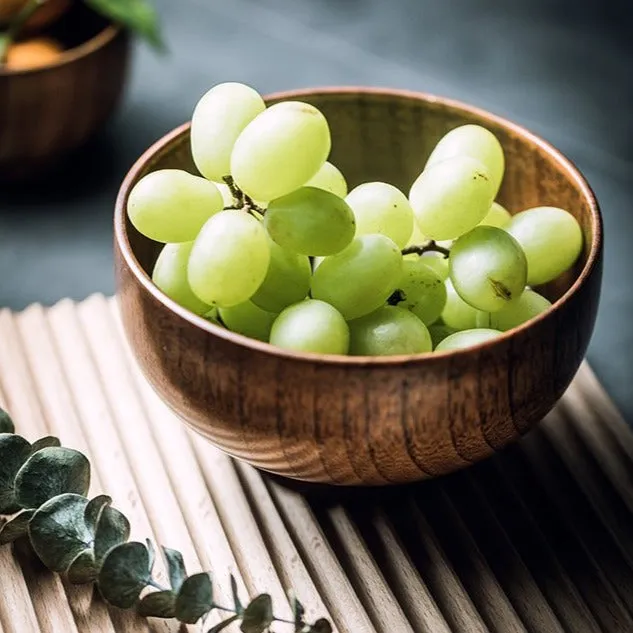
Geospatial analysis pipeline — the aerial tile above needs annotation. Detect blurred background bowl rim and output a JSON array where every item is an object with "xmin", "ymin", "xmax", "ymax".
[{"xmin": 114, "ymin": 85, "xmax": 602, "ymax": 366}]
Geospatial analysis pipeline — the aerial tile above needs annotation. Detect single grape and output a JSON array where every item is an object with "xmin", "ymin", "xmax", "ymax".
[
  {"xmin": 450, "ymin": 226, "xmax": 528, "ymax": 312},
  {"xmin": 419, "ymin": 253, "xmax": 450, "ymax": 281},
  {"xmin": 188, "ymin": 210, "xmax": 270, "ymax": 307},
  {"xmin": 435, "ymin": 328, "xmax": 502, "ymax": 351},
  {"xmin": 428, "ymin": 322, "xmax": 457, "ymax": 349},
  {"xmin": 152, "ymin": 242, "xmax": 211, "ymax": 315},
  {"xmin": 191, "ymin": 82, "xmax": 265, "ymax": 182},
  {"xmin": 348, "ymin": 306, "xmax": 432, "ymax": 356},
  {"xmin": 250, "ymin": 239, "xmax": 311, "ymax": 312},
  {"xmin": 215, "ymin": 182, "xmax": 235, "ymax": 208},
  {"xmin": 345, "ymin": 182, "xmax": 414, "ymax": 248},
  {"xmin": 405, "ymin": 221, "xmax": 427, "ymax": 248},
  {"xmin": 305, "ymin": 161, "xmax": 348, "ymax": 198},
  {"xmin": 127, "ymin": 170, "xmax": 223, "ymax": 243},
  {"xmin": 264, "ymin": 187, "xmax": 356, "ymax": 256},
  {"xmin": 441, "ymin": 278, "xmax": 480, "ymax": 330},
  {"xmin": 311, "ymin": 234, "xmax": 403, "ymax": 320},
  {"xmin": 269, "ymin": 300, "xmax": 349, "ymax": 355},
  {"xmin": 479, "ymin": 201, "xmax": 512, "ymax": 228},
  {"xmin": 409, "ymin": 155, "xmax": 494, "ymax": 240},
  {"xmin": 476, "ymin": 288, "xmax": 552, "ymax": 331},
  {"xmin": 231, "ymin": 101, "xmax": 331, "ymax": 201},
  {"xmin": 425, "ymin": 124, "xmax": 505, "ymax": 196},
  {"xmin": 394, "ymin": 258, "xmax": 447, "ymax": 325},
  {"xmin": 219, "ymin": 301, "xmax": 277, "ymax": 342},
  {"xmin": 506, "ymin": 206, "xmax": 583, "ymax": 286}
]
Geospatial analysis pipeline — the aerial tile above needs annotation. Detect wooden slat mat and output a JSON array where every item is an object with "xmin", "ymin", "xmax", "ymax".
[{"xmin": 1, "ymin": 296, "xmax": 632, "ymax": 633}]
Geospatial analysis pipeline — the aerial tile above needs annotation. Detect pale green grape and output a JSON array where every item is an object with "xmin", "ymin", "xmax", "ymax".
[
  {"xmin": 191, "ymin": 82, "xmax": 265, "ymax": 182},
  {"xmin": 203, "ymin": 307, "xmax": 222, "ymax": 327},
  {"xmin": 435, "ymin": 328, "xmax": 502, "ymax": 351},
  {"xmin": 450, "ymin": 226, "xmax": 528, "ymax": 312},
  {"xmin": 405, "ymin": 221, "xmax": 427, "ymax": 248},
  {"xmin": 441, "ymin": 278, "xmax": 480, "ymax": 330},
  {"xmin": 269, "ymin": 300, "xmax": 349, "ymax": 355},
  {"xmin": 219, "ymin": 301, "xmax": 277, "ymax": 342},
  {"xmin": 479, "ymin": 201, "xmax": 511, "ymax": 228},
  {"xmin": 305, "ymin": 161, "xmax": 348, "ymax": 198},
  {"xmin": 409, "ymin": 156, "xmax": 494, "ymax": 240},
  {"xmin": 265, "ymin": 187, "xmax": 355, "ymax": 256},
  {"xmin": 231, "ymin": 101, "xmax": 331, "ymax": 201},
  {"xmin": 348, "ymin": 306, "xmax": 432, "ymax": 356},
  {"xmin": 250, "ymin": 239, "xmax": 311, "ymax": 312},
  {"xmin": 428, "ymin": 322, "xmax": 457, "ymax": 349},
  {"xmin": 345, "ymin": 182, "xmax": 414, "ymax": 248},
  {"xmin": 476, "ymin": 288, "xmax": 552, "ymax": 331},
  {"xmin": 127, "ymin": 170, "xmax": 223, "ymax": 243},
  {"xmin": 506, "ymin": 206, "xmax": 583, "ymax": 286},
  {"xmin": 152, "ymin": 242, "xmax": 211, "ymax": 315},
  {"xmin": 425, "ymin": 124, "xmax": 505, "ymax": 195},
  {"xmin": 188, "ymin": 210, "xmax": 270, "ymax": 307},
  {"xmin": 312, "ymin": 256, "xmax": 325, "ymax": 271},
  {"xmin": 419, "ymin": 253, "xmax": 450, "ymax": 281},
  {"xmin": 311, "ymin": 235, "xmax": 403, "ymax": 320},
  {"xmin": 215, "ymin": 182, "xmax": 235, "ymax": 208},
  {"xmin": 395, "ymin": 259, "xmax": 447, "ymax": 325}
]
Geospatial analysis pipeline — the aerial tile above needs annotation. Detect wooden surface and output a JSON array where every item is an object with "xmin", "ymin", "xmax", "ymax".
[
  {"xmin": 0, "ymin": 296, "xmax": 632, "ymax": 632},
  {"xmin": 115, "ymin": 88, "xmax": 602, "ymax": 485}
]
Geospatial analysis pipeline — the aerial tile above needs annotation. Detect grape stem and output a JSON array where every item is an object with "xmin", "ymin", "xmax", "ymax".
[
  {"xmin": 401, "ymin": 240, "xmax": 451, "ymax": 258},
  {"xmin": 221, "ymin": 175, "xmax": 266, "ymax": 216}
]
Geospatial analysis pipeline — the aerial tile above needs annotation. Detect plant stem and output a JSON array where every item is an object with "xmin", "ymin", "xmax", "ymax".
[
  {"xmin": 0, "ymin": 0, "xmax": 45, "ymax": 63},
  {"xmin": 221, "ymin": 175, "xmax": 266, "ymax": 217},
  {"xmin": 401, "ymin": 240, "xmax": 451, "ymax": 258}
]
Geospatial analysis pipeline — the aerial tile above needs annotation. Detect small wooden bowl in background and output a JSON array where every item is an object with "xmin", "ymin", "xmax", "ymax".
[
  {"xmin": 0, "ymin": 2, "xmax": 130, "ymax": 181},
  {"xmin": 114, "ymin": 88, "xmax": 602, "ymax": 486}
]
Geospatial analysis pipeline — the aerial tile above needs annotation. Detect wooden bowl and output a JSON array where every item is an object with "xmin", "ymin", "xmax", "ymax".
[
  {"xmin": 0, "ymin": 3, "xmax": 129, "ymax": 181},
  {"xmin": 114, "ymin": 87, "xmax": 602, "ymax": 486}
]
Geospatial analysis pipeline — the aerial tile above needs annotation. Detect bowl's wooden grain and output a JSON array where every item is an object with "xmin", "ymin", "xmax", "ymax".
[
  {"xmin": 114, "ymin": 88, "xmax": 602, "ymax": 486},
  {"xmin": 0, "ymin": 4, "xmax": 129, "ymax": 181}
]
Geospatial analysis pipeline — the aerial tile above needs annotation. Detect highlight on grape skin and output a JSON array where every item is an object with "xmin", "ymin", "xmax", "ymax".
[{"xmin": 124, "ymin": 80, "xmax": 585, "ymax": 356}]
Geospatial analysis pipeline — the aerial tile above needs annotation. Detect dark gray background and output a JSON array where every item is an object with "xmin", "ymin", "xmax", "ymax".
[{"xmin": 1, "ymin": 0, "xmax": 632, "ymax": 420}]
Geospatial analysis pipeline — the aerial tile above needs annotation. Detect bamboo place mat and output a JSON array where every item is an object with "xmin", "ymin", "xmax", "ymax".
[{"xmin": 0, "ymin": 296, "xmax": 632, "ymax": 633}]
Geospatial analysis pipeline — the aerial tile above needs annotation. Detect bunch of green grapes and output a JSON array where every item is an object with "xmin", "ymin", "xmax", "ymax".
[{"xmin": 127, "ymin": 82, "xmax": 583, "ymax": 357}]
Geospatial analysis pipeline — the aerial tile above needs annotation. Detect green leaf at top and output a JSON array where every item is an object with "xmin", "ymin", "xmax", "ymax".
[
  {"xmin": 84, "ymin": 0, "xmax": 164, "ymax": 49},
  {"xmin": 0, "ymin": 434, "xmax": 32, "ymax": 514},
  {"xmin": 14, "ymin": 447, "xmax": 90, "ymax": 509},
  {"xmin": 0, "ymin": 509, "xmax": 34, "ymax": 544},
  {"xmin": 163, "ymin": 547, "xmax": 187, "ymax": 593},
  {"xmin": 0, "ymin": 408, "xmax": 14, "ymax": 434},
  {"xmin": 30, "ymin": 437, "xmax": 61, "ymax": 454},
  {"xmin": 241, "ymin": 594, "xmax": 273, "ymax": 633},
  {"xmin": 175, "ymin": 573, "xmax": 213, "ymax": 624},
  {"xmin": 98, "ymin": 542, "xmax": 152, "ymax": 609},
  {"xmin": 138, "ymin": 590, "xmax": 177, "ymax": 618}
]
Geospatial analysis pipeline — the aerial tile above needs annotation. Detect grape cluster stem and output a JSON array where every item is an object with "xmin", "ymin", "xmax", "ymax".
[
  {"xmin": 222, "ymin": 175, "xmax": 266, "ymax": 216},
  {"xmin": 401, "ymin": 241, "xmax": 451, "ymax": 258}
]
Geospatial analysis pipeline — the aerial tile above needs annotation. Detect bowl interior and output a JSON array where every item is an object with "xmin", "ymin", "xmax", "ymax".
[{"xmin": 126, "ymin": 89, "xmax": 598, "ymax": 306}]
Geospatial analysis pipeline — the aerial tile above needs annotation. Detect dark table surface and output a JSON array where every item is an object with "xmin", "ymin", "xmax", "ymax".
[{"xmin": 1, "ymin": 0, "xmax": 632, "ymax": 422}]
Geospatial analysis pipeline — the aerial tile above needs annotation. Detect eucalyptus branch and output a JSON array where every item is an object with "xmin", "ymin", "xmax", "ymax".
[
  {"xmin": 0, "ymin": 406, "xmax": 331, "ymax": 633},
  {"xmin": 0, "ymin": 0, "xmax": 44, "ymax": 63},
  {"xmin": 401, "ymin": 240, "xmax": 451, "ymax": 258}
]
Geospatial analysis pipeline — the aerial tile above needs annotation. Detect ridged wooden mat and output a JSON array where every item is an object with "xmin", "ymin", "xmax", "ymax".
[{"xmin": 0, "ymin": 296, "xmax": 632, "ymax": 633}]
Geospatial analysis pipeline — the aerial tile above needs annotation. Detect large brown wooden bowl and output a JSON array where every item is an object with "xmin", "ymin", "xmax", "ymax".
[{"xmin": 114, "ymin": 87, "xmax": 602, "ymax": 486}]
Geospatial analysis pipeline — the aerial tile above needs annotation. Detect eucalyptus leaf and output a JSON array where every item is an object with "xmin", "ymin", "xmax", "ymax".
[
  {"xmin": 175, "ymin": 572, "xmax": 213, "ymax": 624},
  {"xmin": 310, "ymin": 619, "xmax": 333, "ymax": 633},
  {"xmin": 0, "ymin": 434, "xmax": 31, "ymax": 514},
  {"xmin": 146, "ymin": 539, "xmax": 156, "ymax": 573},
  {"xmin": 98, "ymin": 542, "xmax": 151, "ymax": 609},
  {"xmin": 293, "ymin": 596, "xmax": 305, "ymax": 628},
  {"xmin": 241, "ymin": 594, "xmax": 273, "ymax": 633},
  {"xmin": 138, "ymin": 590, "xmax": 177, "ymax": 618},
  {"xmin": 28, "ymin": 494, "xmax": 91, "ymax": 572},
  {"xmin": 94, "ymin": 504, "xmax": 130, "ymax": 567},
  {"xmin": 0, "ymin": 509, "xmax": 34, "ymax": 544},
  {"xmin": 85, "ymin": 495, "xmax": 112, "ymax": 534},
  {"xmin": 208, "ymin": 614, "xmax": 240, "ymax": 633},
  {"xmin": 30, "ymin": 437, "xmax": 61, "ymax": 454},
  {"xmin": 67, "ymin": 549, "xmax": 98, "ymax": 584},
  {"xmin": 15, "ymin": 447, "xmax": 90, "ymax": 509},
  {"xmin": 163, "ymin": 547, "xmax": 187, "ymax": 592},
  {"xmin": 0, "ymin": 408, "xmax": 14, "ymax": 434}
]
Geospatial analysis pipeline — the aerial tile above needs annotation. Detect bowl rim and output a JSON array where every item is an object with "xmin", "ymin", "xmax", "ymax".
[{"xmin": 114, "ymin": 85, "xmax": 602, "ymax": 366}]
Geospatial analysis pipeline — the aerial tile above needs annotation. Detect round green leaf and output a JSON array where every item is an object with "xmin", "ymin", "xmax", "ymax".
[
  {"xmin": 175, "ymin": 572, "xmax": 213, "ymax": 624},
  {"xmin": 94, "ymin": 504, "xmax": 130, "ymax": 566},
  {"xmin": 0, "ymin": 435, "xmax": 32, "ymax": 514},
  {"xmin": 85, "ymin": 495, "xmax": 112, "ymax": 535},
  {"xmin": 30, "ymin": 437, "xmax": 61, "ymax": 454},
  {"xmin": 0, "ymin": 408, "xmax": 14, "ymax": 434},
  {"xmin": 163, "ymin": 547, "xmax": 187, "ymax": 593},
  {"xmin": 15, "ymin": 447, "xmax": 90, "ymax": 509},
  {"xmin": 98, "ymin": 542, "xmax": 151, "ymax": 609},
  {"xmin": 67, "ymin": 549, "xmax": 98, "ymax": 584},
  {"xmin": 0, "ymin": 509, "xmax": 34, "ymax": 544},
  {"xmin": 138, "ymin": 590, "xmax": 177, "ymax": 618},
  {"xmin": 241, "ymin": 594, "xmax": 273, "ymax": 633},
  {"xmin": 311, "ymin": 619, "xmax": 333, "ymax": 633}
]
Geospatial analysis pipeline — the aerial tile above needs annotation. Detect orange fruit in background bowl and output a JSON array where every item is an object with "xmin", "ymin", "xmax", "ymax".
[
  {"xmin": 0, "ymin": 0, "xmax": 71, "ymax": 32},
  {"xmin": 4, "ymin": 36, "xmax": 63, "ymax": 70}
]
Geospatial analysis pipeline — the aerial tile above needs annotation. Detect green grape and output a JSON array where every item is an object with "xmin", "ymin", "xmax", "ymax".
[
  {"xmin": 450, "ymin": 226, "xmax": 528, "ymax": 312},
  {"xmin": 152, "ymin": 242, "xmax": 211, "ymax": 315},
  {"xmin": 191, "ymin": 82, "xmax": 265, "ymax": 182},
  {"xmin": 312, "ymin": 256, "xmax": 325, "ymax": 271},
  {"xmin": 250, "ymin": 239, "xmax": 311, "ymax": 312},
  {"xmin": 435, "ymin": 328, "xmax": 502, "ymax": 352},
  {"xmin": 409, "ymin": 155, "xmax": 494, "ymax": 240},
  {"xmin": 476, "ymin": 288, "xmax": 552, "ymax": 331},
  {"xmin": 264, "ymin": 187, "xmax": 356, "ymax": 256},
  {"xmin": 231, "ymin": 101, "xmax": 331, "ymax": 201},
  {"xmin": 428, "ymin": 322, "xmax": 457, "ymax": 349},
  {"xmin": 203, "ymin": 307, "xmax": 223, "ymax": 327},
  {"xmin": 419, "ymin": 253, "xmax": 450, "ymax": 281},
  {"xmin": 311, "ymin": 235, "xmax": 403, "ymax": 320},
  {"xmin": 127, "ymin": 170, "xmax": 223, "ymax": 243},
  {"xmin": 405, "ymin": 221, "xmax": 427, "ymax": 248},
  {"xmin": 425, "ymin": 124, "xmax": 505, "ymax": 196},
  {"xmin": 394, "ymin": 259, "xmax": 447, "ymax": 325},
  {"xmin": 506, "ymin": 206, "xmax": 583, "ymax": 286},
  {"xmin": 348, "ymin": 306, "xmax": 432, "ymax": 356},
  {"xmin": 215, "ymin": 182, "xmax": 235, "ymax": 208},
  {"xmin": 345, "ymin": 182, "xmax": 414, "ymax": 248},
  {"xmin": 269, "ymin": 300, "xmax": 349, "ymax": 355},
  {"xmin": 188, "ymin": 210, "xmax": 270, "ymax": 307},
  {"xmin": 219, "ymin": 301, "xmax": 277, "ymax": 342},
  {"xmin": 441, "ymin": 278, "xmax": 480, "ymax": 330},
  {"xmin": 305, "ymin": 161, "xmax": 348, "ymax": 198},
  {"xmin": 479, "ymin": 201, "xmax": 512, "ymax": 228}
]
